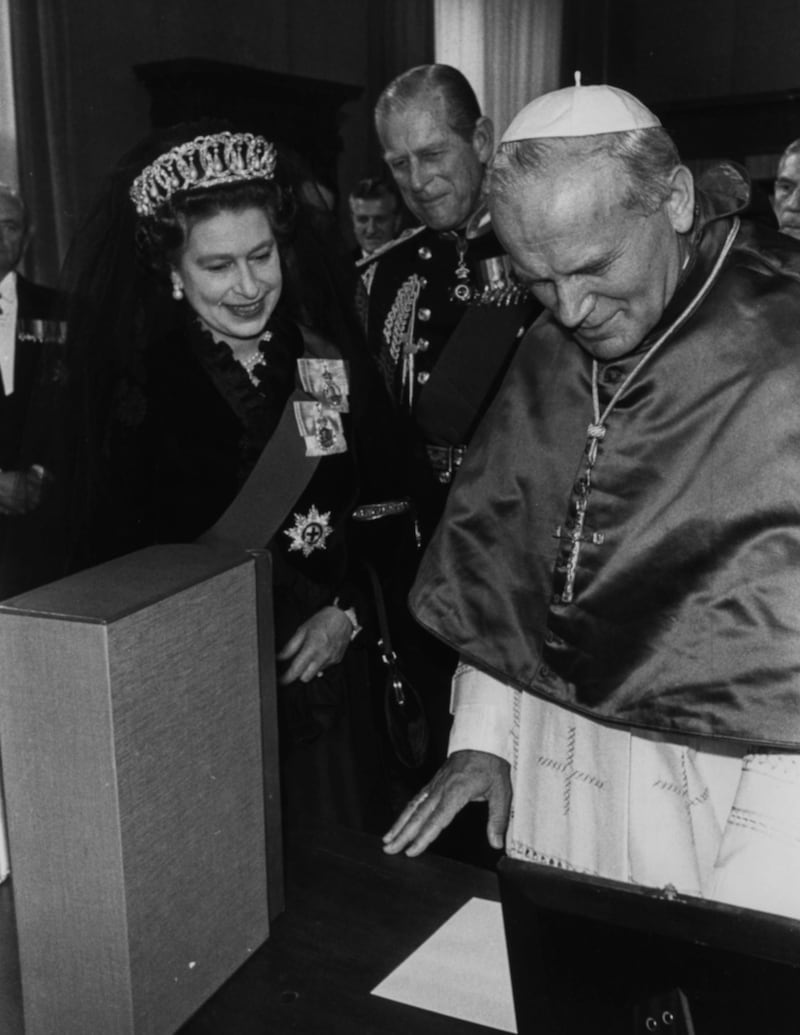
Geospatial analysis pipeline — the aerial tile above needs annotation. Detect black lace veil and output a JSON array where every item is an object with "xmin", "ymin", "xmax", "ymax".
[{"xmin": 48, "ymin": 121, "xmax": 369, "ymax": 574}]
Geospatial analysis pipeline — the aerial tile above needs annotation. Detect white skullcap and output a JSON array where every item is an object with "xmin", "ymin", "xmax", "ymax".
[{"xmin": 501, "ymin": 72, "xmax": 661, "ymax": 143}]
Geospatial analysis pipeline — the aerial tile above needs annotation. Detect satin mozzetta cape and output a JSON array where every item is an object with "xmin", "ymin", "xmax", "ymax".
[{"xmin": 410, "ymin": 194, "xmax": 800, "ymax": 748}]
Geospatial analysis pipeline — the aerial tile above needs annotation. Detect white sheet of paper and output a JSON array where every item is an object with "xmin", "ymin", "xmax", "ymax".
[{"xmin": 371, "ymin": 896, "xmax": 517, "ymax": 1032}]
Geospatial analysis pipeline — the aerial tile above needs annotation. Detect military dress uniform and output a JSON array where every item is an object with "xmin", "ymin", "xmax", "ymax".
[
  {"xmin": 360, "ymin": 213, "xmax": 539, "ymax": 843},
  {"xmin": 363, "ymin": 212, "xmax": 539, "ymax": 541}
]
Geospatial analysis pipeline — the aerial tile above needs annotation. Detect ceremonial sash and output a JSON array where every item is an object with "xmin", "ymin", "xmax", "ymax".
[
  {"xmin": 197, "ymin": 385, "xmax": 320, "ymax": 551},
  {"xmin": 198, "ymin": 327, "xmax": 345, "ymax": 551}
]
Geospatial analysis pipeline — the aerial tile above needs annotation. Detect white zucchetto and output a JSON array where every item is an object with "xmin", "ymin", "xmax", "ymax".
[{"xmin": 501, "ymin": 72, "xmax": 661, "ymax": 143}]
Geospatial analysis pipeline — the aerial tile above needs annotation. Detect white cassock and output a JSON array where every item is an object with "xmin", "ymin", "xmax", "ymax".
[{"xmin": 449, "ymin": 664, "xmax": 800, "ymax": 920}]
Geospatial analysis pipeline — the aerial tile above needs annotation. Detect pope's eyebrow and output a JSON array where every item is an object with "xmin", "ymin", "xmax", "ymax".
[
  {"xmin": 561, "ymin": 238, "xmax": 627, "ymax": 277},
  {"xmin": 579, "ymin": 255, "xmax": 614, "ymax": 275}
]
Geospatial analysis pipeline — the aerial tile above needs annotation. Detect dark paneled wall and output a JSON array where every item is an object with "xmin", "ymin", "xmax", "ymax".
[
  {"xmin": 61, "ymin": 0, "xmax": 432, "ymax": 241},
  {"xmin": 563, "ymin": 0, "xmax": 800, "ymax": 103},
  {"xmin": 563, "ymin": 0, "xmax": 800, "ymax": 203},
  {"xmin": 63, "ymin": 0, "xmax": 372, "ymax": 223}
]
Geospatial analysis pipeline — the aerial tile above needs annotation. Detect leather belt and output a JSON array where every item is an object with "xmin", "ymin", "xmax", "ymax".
[{"xmin": 425, "ymin": 444, "xmax": 467, "ymax": 484}]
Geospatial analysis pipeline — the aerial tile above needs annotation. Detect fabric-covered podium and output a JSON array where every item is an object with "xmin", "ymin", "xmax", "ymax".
[{"xmin": 0, "ymin": 543, "xmax": 282, "ymax": 1035}]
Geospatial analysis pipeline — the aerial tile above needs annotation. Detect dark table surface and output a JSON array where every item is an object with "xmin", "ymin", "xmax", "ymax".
[
  {"xmin": 8, "ymin": 818, "xmax": 800, "ymax": 1034},
  {"xmin": 0, "ymin": 827, "xmax": 504, "ymax": 1034},
  {"xmin": 178, "ymin": 826, "xmax": 503, "ymax": 1034}
]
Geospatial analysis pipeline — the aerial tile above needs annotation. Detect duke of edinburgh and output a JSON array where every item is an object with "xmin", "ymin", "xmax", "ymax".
[
  {"xmin": 359, "ymin": 65, "xmax": 540, "ymax": 809},
  {"xmin": 363, "ymin": 64, "xmax": 540, "ymax": 544}
]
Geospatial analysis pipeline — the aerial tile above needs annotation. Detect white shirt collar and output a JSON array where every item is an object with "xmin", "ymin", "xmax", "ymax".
[
  {"xmin": 0, "ymin": 271, "xmax": 19, "ymax": 395},
  {"xmin": 0, "ymin": 271, "xmax": 17, "ymax": 304}
]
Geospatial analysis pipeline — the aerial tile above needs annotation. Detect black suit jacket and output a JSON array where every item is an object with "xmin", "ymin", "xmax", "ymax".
[
  {"xmin": 0, "ymin": 273, "xmax": 64, "ymax": 469},
  {"xmin": 0, "ymin": 273, "xmax": 66, "ymax": 597}
]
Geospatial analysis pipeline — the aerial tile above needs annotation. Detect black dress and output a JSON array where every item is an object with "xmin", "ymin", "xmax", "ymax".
[{"xmin": 97, "ymin": 306, "xmax": 393, "ymax": 833}]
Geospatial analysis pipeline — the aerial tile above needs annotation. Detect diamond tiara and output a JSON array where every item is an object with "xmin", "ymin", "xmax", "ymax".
[{"xmin": 129, "ymin": 132, "xmax": 278, "ymax": 217}]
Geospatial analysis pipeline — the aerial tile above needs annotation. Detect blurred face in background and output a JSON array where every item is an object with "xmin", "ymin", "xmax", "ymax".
[
  {"xmin": 350, "ymin": 195, "xmax": 400, "ymax": 255},
  {"xmin": 772, "ymin": 150, "xmax": 800, "ymax": 240},
  {"xmin": 378, "ymin": 88, "xmax": 492, "ymax": 231},
  {"xmin": 0, "ymin": 191, "xmax": 27, "ymax": 280},
  {"xmin": 172, "ymin": 206, "xmax": 283, "ymax": 352}
]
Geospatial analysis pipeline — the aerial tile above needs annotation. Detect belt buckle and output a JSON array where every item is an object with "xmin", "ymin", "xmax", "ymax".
[
  {"xmin": 437, "ymin": 452, "xmax": 453, "ymax": 484},
  {"xmin": 435, "ymin": 446, "xmax": 464, "ymax": 485},
  {"xmin": 352, "ymin": 499, "xmax": 412, "ymax": 521}
]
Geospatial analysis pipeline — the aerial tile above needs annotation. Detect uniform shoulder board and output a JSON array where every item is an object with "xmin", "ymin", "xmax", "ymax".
[{"xmin": 354, "ymin": 224, "xmax": 427, "ymax": 270}]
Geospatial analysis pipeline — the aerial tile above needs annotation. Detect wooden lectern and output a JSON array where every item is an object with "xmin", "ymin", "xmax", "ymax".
[{"xmin": 0, "ymin": 543, "xmax": 282, "ymax": 1035}]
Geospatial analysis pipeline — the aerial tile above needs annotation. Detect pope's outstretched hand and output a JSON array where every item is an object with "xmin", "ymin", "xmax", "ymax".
[{"xmin": 382, "ymin": 749, "xmax": 512, "ymax": 857}]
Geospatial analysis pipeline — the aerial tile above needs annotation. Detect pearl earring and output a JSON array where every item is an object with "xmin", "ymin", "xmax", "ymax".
[{"xmin": 171, "ymin": 274, "xmax": 184, "ymax": 301}]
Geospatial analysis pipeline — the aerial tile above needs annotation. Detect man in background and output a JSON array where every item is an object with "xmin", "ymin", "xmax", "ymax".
[
  {"xmin": 361, "ymin": 65, "xmax": 538, "ymax": 847},
  {"xmin": 366, "ymin": 63, "xmax": 536, "ymax": 533},
  {"xmin": 0, "ymin": 182, "xmax": 65, "ymax": 596},
  {"xmin": 349, "ymin": 177, "xmax": 402, "ymax": 261},
  {"xmin": 771, "ymin": 138, "xmax": 800, "ymax": 239}
]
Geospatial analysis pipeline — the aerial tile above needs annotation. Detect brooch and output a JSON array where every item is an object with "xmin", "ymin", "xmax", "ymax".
[
  {"xmin": 284, "ymin": 505, "xmax": 333, "ymax": 557},
  {"xmin": 297, "ymin": 358, "xmax": 349, "ymax": 411},
  {"xmin": 293, "ymin": 400, "xmax": 347, "ymax": 456}
]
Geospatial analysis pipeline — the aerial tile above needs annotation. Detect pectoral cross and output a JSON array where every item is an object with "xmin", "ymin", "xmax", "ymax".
[{"xmin": 552, "ymin": 423, "xmax": 607, "ymax": 604}]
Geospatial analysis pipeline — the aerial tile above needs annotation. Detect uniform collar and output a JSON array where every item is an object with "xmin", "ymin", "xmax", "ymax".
[{"xmin": 0, "ymin": 270, "xmax": 17, "ymax": 304}]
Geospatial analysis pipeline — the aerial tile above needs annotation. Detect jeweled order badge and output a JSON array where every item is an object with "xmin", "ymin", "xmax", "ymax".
[
  {"xmin": 298, "ymin": 358, "xmax": 349, "ymax": 411},
  {"xmin": 293, "ymin": 401, "xmax": 347, "ymax": 457},
  {"xmin": 284, "ymin": 505, "xmax": 333, "ymax": 556}
]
